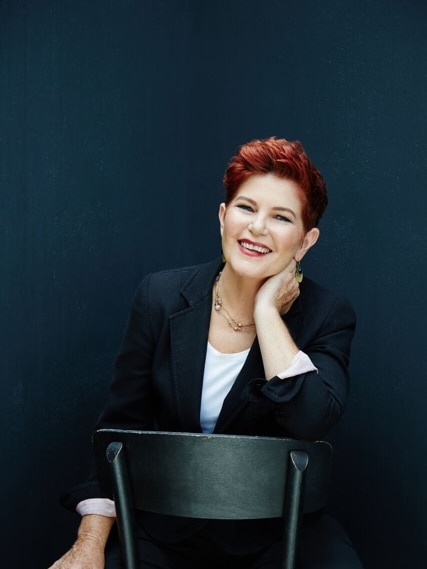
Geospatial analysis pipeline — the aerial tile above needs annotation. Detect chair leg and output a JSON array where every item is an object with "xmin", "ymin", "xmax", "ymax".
[
  {"xmin": 106, "ymin": 442, "xmax": 139, "ymax": 569},
  {"xmin": 281, "ymin": 450, "xmax": 309, "ymax": 569}
]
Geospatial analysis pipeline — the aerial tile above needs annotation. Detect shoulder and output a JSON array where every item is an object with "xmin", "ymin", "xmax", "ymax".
[
  {"xmin": 299, "ymin": 277, "xmax": 350, "ymax": 304},
  {"xmin": 297, "ymin": 277, "xmax": 356, "ymax": 325},
  {"xmin": 134, "ymin": 257, "xmax": 223, "ymax": 308}
]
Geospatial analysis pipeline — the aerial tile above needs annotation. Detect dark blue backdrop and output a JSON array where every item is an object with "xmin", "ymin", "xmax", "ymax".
[{"xmin": 1, "ymin": 1, "xmax": 426, "ymax": 567}]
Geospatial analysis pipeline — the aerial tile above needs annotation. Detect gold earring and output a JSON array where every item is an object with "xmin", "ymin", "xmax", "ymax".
[{"xmin": 295, "ymin": 261, "xmax": 303, "ymax": 283}]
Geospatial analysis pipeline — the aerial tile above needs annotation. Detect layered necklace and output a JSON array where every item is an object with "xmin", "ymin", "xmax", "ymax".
[{"xmin": 213, "ymin": 271, "xmax": 256, "ymax": 333}]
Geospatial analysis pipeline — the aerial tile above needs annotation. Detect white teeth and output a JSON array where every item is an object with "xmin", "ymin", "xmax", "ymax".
[{"xmin": 241, "ymin": 242, "xmax": 270, "ymax": 254}]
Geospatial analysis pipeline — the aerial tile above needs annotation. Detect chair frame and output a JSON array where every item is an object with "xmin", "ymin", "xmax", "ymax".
[{"xmin": 93, "ymin": 429, "xmax": 332, "ymax": 569}]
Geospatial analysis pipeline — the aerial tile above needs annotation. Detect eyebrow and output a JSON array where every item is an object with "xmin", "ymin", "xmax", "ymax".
[{"xmin": 235, "ymin": 195, "xmax": 297, "ymax": 218}]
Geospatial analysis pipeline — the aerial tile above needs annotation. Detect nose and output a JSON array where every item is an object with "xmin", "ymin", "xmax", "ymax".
[{"xmin": 248, "ymin": 214, "xmax": 267, "ymax": 235}]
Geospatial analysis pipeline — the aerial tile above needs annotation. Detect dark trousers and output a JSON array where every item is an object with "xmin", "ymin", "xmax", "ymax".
[{"xmin": 105, "ymin": 513, "xmax": 364, "ymax": 569}]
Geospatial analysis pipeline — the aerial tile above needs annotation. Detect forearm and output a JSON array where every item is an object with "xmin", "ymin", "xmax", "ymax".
[
  {"xmin": 251, "ymin": 294, "xmax": 355, "ymax": 438},
  {"xmin": 48, "ymin": 514, "xmax": 115, "ymax": 568},
  {"xmin": 254, "ymin": 303, "xmax": 299, "ymax": 379},
  {"xmin": 77, "ymin": 514, "xmax": 115, "ymax": 549}
]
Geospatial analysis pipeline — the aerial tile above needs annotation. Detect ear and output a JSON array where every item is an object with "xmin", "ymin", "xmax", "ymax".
[
  {"xmin": 218, "ymin": 203, "xmax": 227, "ymax": 236},
  {"xmin": 295, "ymin": 227, "xmax": 320, "ymax": 262}
]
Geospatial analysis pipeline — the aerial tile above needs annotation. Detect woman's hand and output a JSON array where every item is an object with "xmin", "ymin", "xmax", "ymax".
[
  {"xmin": 255, "ymin": 259, "xmax": 300, "ymax": 315},
  {"xmin": 48, "ymin": 514, "xmax": 114, "ymax": 569},
  {"xmin": 253, "ymin": 259, "xmax": 301, "ymax": 378},
  {"xmin": 47, "ymin": 537, "xmax": 105, "ymax": 569}
]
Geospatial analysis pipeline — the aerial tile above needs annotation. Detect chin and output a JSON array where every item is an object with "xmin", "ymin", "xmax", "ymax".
[{"xmin": 226, "ymin": 258, "xmax": 274, "ymax": 280}]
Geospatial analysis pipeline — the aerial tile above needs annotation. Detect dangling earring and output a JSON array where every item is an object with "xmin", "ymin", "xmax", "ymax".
[{"xmin": 295, "ymin": 260, "xmax": 303, "ymax": 283}]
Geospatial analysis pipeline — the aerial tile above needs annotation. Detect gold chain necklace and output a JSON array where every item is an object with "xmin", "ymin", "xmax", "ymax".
[{"xmin": 213, "ymin": 271, "xmax": 256, "ymax": 333}]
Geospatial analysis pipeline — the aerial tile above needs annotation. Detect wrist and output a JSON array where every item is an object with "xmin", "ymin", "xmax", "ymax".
[
  {"xmin": 77, "ymin": 530, "xmax": 105, "ymax": 545},
  {"xmin": 254, "ymin": 299, "xmax": 279, "ymax": 319},
  {"xmin": 76, "ymin": 514, "xmax": 115, "ymax": 550}
]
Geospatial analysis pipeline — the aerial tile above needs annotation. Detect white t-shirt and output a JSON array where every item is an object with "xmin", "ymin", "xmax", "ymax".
[{"xmin": 200, "ymin": 342, "xmax": 250, "ymax": 434}]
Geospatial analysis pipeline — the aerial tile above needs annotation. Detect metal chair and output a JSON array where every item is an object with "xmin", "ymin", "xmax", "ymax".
[{"xmin": 93, "ymin": 429, "xmax": 332, "ymax": 569}]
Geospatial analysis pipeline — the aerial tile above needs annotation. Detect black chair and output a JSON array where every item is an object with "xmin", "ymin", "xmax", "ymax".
[{"xmin": 93, "ymin": 429, "xmax": 333, "ymax": 569}]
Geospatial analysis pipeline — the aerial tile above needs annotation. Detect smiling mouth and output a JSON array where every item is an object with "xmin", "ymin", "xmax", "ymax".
[{"xmin": 239, "ymin": 240, "xmax": 271, "ymax": 254}]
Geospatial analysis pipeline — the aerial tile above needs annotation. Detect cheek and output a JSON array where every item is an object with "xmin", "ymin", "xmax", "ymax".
[
  {"xmin": 219, "ymin": 212, "xmax": 232, "ymax": 239},
  {"xmin": 278, "ymin": 227, "xmax": 305, "ymax": 247},
  {"xmin": 221, "ymin": 216, "xmax": 237, "ymax": 239},
  {"xmin": 275, "ymin": 231, "xmax": 298, "ymax": 250},
  {"xmin": 273, "ymin": 235, "xmax": 302, "ymax": 264}
]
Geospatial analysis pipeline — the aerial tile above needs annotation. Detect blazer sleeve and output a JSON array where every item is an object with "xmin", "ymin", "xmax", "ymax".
[
  {"xmin": 244, "ymin": 293, "xmax": 356, "ymax": 440},
  {"xmin": 96, "ymin": 274, "xmax": 158, "ymax": 430},
  {"xmin": 61, "ymin": 275, "xmax": 158, "ymax": 510}
]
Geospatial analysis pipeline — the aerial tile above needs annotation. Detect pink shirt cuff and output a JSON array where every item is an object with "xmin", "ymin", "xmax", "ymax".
[
  {"xmin": 277, "ymin": 350, "xmax": 318, "ymax": 380},
  {"xmin": 76, "ymin": 498, "xmax": 116, "ymax": 517}
]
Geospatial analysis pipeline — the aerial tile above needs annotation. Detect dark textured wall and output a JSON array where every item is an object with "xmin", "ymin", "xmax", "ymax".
[{"xmin": 1, "ymin": 1, "xmax": 426, "ymax": 567}]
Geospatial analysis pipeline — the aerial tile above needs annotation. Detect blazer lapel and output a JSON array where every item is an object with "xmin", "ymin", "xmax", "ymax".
[
  {"xmin": 213, "ymin": 338, "xmax": 263, "ymax": 432},
  {"xmin": 169, "ymin": 259, "xmax": 223, "ymax": 432}
]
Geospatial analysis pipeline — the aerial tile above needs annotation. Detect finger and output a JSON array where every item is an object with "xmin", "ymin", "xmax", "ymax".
[{"xmin": 285, "ymin": 259, "xmax": 296, "ymax": 274}]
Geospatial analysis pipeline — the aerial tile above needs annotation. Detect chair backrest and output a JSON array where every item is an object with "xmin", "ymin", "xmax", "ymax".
[{"xmin": 93, "ymin": 429, "xmax": 332, "ymax": 520}]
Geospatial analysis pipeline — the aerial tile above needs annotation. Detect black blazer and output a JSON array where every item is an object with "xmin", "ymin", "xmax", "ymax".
[{"xmin": 63, "ymin": 257, "xmax": 356, "ymax": 552}]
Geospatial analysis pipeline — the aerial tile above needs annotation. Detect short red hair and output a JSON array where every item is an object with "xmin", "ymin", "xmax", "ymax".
[{"xmin": 223, "ymin": 137, "xmax": 328, "ymax": 230}]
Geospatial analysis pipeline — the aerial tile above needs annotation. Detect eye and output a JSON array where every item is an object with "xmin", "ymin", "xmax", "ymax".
[
  {"xmin": 237, "ymin": 204, "xmax": 254, "ymax": 212},
  {"xmin": 274, "ymin": 214, "xmax": 291, "ymax": 223}
]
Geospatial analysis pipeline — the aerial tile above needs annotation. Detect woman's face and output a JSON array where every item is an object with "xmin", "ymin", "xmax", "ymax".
[{"xmin": 219, "ymin": 173, "xmax": 319, "ymax": 281}]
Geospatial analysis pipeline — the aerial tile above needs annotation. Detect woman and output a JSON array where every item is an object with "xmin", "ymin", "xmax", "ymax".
[{"xmin": 50, "ymin": 137, "xmax": 363, "ymax": 568}]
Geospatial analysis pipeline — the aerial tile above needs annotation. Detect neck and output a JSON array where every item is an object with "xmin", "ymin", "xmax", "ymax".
[
  {"xmin": 213, "ymin": 267, "xmax": 256, "ymax": 333},
  {"xmin": 219, "ymin": 263, "xmax": 264, "ymax": 306}
]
